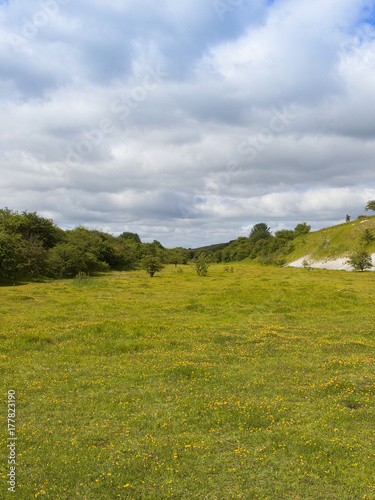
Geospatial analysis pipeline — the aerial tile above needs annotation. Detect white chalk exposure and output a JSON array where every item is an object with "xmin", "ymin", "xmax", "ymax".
[{"xmin": 287, "ymin": 254, "xmax": 375, "ymax": 271}]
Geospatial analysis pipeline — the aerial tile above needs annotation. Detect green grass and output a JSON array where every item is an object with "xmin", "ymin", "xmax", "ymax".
[
  {"xmin": 1, "ymin": 263, "xmax": 375, "ymax": 499},
  {"xmin": 286, "ymin": 215, "xmax": 375, "ymax": 262}
]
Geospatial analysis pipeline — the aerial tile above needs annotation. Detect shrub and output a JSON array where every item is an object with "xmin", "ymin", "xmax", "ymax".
[
  {"xmin": 47, "ymin": 242, "xmax": 109, "ymax": 278},
  {"xmin": 294, "ymin": 222, "xmax": 311, "ymax": 237},
  {"xmin": 141, "ymin": 256, "xmax": 164, "ymax": 277},
  {"xmin": 302, "ymin": 260, "xmax": 312, "ymax": 271},
  {"xmin": 346, "ymin": 251, "xmax": 373, "ymax": 272},
  {"xmin": 361, "ymin": 229, "xmax": 374, "ymax": 245},
  {"xmin": 190, "ymin": 255, "xmax": 211, "ymax": 276}
]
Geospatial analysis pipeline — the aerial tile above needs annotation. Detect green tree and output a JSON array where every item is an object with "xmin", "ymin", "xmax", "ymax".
[
  {"xmin": 249, "ymin": 223, "xmax": 272, "ymax": 243},
  {"xmin": 0, "ymin": 208, "xmax": 64, "ymax": 248},
  {"xmin": 0, "ymin": 209, "xmax": 67, "ymax": 282},
  {"xmin": 121, "ymin": 237, "xmax": 142, "ymax": 262},
  {"xmin": 365, "ymin": 200, "xmax": 375, "ymax": 212},
  {"xmin": 21, "ymin": 235, "xmax": 48, "ymax": 278},
  {"xmin": 151, "ymin": 240, "xmax": 164, "ymax": 249},
  {"xmin": 249, "ymin": 237, "xmax": 273, "ymax": 259},
  {"xmin": 169, "ymin": 249, "xmax": 188, "ymax": 267},
  {"xmin": 275, "ymin": 229, "xmax": 295, "ymax": 241},
  {"xmin": 346, "ymin": 250, "xmax": 373, "ymax": 272},
  {"xmin": 118, "ymin": 232, "xmax": 141, "ymax": 243},
  {"xmin": 109, "ymin": 240, "xmax": 137, "ymax": 270},
  {"xmin": 221, "ymin": 246, "xmax": 231, "ymax": 262},
  {"xmin": 294, "ymin": 222, "xmax": 311, "ymax": 237},
  {"xmin": 361, "ymin": 229, "xmax": 374, "ymax": 245},
  {"xmin": 47, "ymin": 242, "xmax": 109, "ymax": 278},
  {"xmin": 141, "ymin": 255, "xmax": 164, "ymax": 277},
  {"xmin": 189, "ymin": 254, "xmax": 211, "ymax": 276},
  {"xmin": 140, "ymin": 240, "xmax": 168, "ymax": 264},
  {"xmin": 0, "ymin": 232, "xmax": 25, "ymax": 283},
  {"xmin": 230, "ymin": 237, "xmax": 252, "ymax": 260},
  {"xmin": 91, "ymin": 231, "xmax": 136, "ymax": 270},
  {"xmin": 214, "ymin": 250, "xmax": 222, "ymax": 263},
  {"xmin": 46, "ymin": 227, "xmax": 110, "ymax": 278}
]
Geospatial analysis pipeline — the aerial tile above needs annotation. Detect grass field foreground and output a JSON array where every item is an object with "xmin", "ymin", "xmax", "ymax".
[{"xmin": 1, "ymin": 263, "xmax": 375, "ymax": 499}]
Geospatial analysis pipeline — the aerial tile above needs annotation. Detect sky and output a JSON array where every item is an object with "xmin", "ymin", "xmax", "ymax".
[{"xmin": 1, "ymin": 0, "xmax": 375, "ymax": 248}]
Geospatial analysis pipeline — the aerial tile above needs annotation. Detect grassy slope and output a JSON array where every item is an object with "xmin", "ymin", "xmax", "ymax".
[
  {"xmin": 1, "ymin": 264, "xmax": 375, "ymax": 499},
  {"xmin": 285, "ymin": 215, "xmax": 375, "ymax": 263}
]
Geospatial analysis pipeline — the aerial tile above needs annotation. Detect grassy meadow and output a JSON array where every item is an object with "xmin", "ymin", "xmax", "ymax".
[{"xmin": 1, "ymin": 263, "xmax": 375, "ymax": 499}]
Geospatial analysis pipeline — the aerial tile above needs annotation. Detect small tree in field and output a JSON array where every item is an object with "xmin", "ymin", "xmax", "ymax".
[
  {"xmin": 346, "ymin": 250, "xmax": 373, "ymax": 272},
  {"xmin": 141, "ymin": 255, "xmax": 164, "ymax": 277},
  {"xmin": 189, "ymin": 254, "xmax": 211, "ymax": 276},
  {"xmin": 365, "ymin": 200, "xmax": 375, "ymax": 213}
]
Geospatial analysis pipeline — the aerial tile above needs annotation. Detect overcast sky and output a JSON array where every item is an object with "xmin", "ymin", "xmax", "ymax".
[{"xmin": 1, "ymin": 0, "xmax": 375, "ymax": 247}]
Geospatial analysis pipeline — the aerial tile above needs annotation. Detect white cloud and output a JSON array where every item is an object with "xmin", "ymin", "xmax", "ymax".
[{"xmin": 0, "ymin": 0, "xmax": 375, "ymax": 247}]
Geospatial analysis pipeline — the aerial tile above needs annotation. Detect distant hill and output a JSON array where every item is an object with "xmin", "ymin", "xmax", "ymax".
[
  {"xmin": 190, "ymin": 241, "xmax": 234, "ymax": 255},
  {"xmin": 187, "ymin": 216, "xmax": 375, "ymax": 270}
]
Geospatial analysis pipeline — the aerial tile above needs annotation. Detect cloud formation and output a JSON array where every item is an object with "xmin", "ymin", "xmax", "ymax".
[{"xmin": 1, "ymin": 0, "xmax": 375, "ymax": 247}]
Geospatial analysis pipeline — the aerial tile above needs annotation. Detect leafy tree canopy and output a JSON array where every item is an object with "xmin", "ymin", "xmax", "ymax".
[
  {"xmin": 249, "ymin": 223, "xmax": 272, "ymax": 243},
  {"xmin": 294, "ymin": 222, "xmax": 311, "ymax": 237},
  {"xmin": 0, "ymin": 232, "xmax": 25, "ymax": 283},
  {"xmin": 189, "ymin": 254, "xmax": 211, "ymax": 276},
  {"xmin": 118, "ymin": 232, "xmax": 141, "ymax": 243},
  {"xmin": 152, "ymin": 240, "xmax": 164, "ymax": 249},
  {"xmin": 361, "ymin": 229, "xmax": 374, "ymax": 245},
  {"xmin": 346, "ymin": 250, "xmax": 373, "ymax": 272},
  {"xmin": 275, "ymin": 229, "xmax": 295, "ymax": 241},
  {"xmin": 365, "ymin": 200, "xmax": 375, "ymax": 212},
  {"xmin": 141, "ymin": 255, "xmax": 164, "ymax": 277},
  {"xmin": 0, "ymin": 208, "xmax": 64, "ymax": 248}
]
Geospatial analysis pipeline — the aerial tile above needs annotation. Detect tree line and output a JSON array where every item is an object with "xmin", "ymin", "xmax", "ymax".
[
  {"xmin": 192, "ymin": 222, "xmax": 311, "ymax": 266},
  {"xmin": 0, "ymin": 208, "xmax": 313, "ymax": 284},
  {"xmin": 2, "ymin": 203, "xmax": 374, "ymax": 283},
  {"xmin": 0, "ymin": 208, "xmax": 189, "ymax": 284}
]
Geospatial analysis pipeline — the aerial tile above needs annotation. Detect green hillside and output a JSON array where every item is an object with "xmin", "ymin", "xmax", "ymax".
[
  {"xmin": 285, "ymin": 215, "xmax": 375, "ymax": 263},
  {"xmin": 198, "ymin": 216, "xmax": 375, "ymax": 267}
]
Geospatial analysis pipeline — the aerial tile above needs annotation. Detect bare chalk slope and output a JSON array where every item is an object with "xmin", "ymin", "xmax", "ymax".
[{"xmin": 287, "ymin": 254, "xmax": 375, "ymax": 271}]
